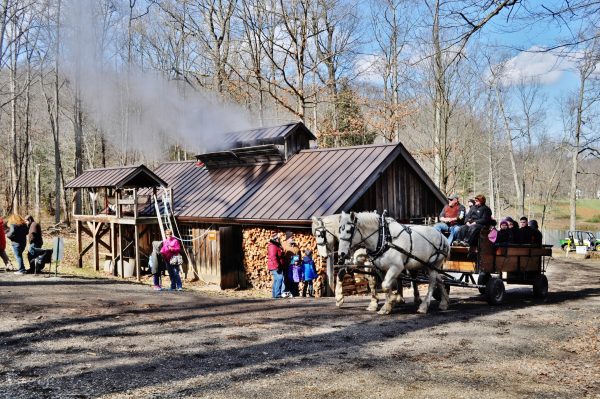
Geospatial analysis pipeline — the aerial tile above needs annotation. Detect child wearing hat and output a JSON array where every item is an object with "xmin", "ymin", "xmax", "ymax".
[{"xmin": 301, "ymin": 250, "xmax": 318, "ymax": 297}]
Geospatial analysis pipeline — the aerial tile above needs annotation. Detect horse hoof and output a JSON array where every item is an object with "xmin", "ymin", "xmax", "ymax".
[
  {"xmin": 417, "ymin": 305, "xmax": 428, "ymax": 314},
  {"xmin": 378, "ymin": 306, "xmax": 393, "ymax": 315},
  {"xmin": 439, "ymin": 302, "xmax": 449, "ymax": 311},
  {"xmin": 336, "ymin": 299, "xmax": 344, "ymax": 307},
  {"xmin": 366, "ymin": 303, "xmax": 378, "ymax": 312}
]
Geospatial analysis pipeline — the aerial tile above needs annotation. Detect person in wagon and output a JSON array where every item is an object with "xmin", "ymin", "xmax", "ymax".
[
  {"xmin": 495, "ymin": 219, "xmax": 513, "ymax": 245},
  {"xmin": 160, "ymin": 229, "xmax": 183, "ymax": 291},
  {"xmin": 267, "ymin": 233, "xmax": 285, "ymax": 298},
  {"xmin": 434, "ymin": 194, "xmax": 466, "ymax": 244},
  {"xmin": 516, "ymin": 216, "xmax": 535, "ymax": 245},
  {"xmin": 453, "ymin": 194, "xmax": 492, "ymax": 247},
  {"xmin": 528, "ymin": 219, "xmax": 543, "ymax": 246}
]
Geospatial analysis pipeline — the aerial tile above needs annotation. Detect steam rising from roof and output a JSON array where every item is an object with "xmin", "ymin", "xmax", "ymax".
[{"xmin": 62, "ymin": 0, "xmax": 252, "ymax": 161}]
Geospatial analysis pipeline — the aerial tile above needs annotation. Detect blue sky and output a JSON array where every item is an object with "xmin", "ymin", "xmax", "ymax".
[{"xmin": 482, "ymin": 7, "xmax": 584, "ymax": 138}]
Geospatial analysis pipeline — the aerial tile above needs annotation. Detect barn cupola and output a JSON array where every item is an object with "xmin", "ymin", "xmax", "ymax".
[{"xmin": 196, "ymin": 122, "xmax": 316, "ymax": 169}]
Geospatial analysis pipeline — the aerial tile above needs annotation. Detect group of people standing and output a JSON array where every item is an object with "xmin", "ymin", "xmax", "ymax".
[
  {"xmin": 434, "ymin": 194, "xmax": 543, "ymax": 247},
  {"xmin": 0, "ymin": 214, "xmax": 43, "ymax": 274},
  {"xmin": 267, "ymin": 231, "xmax": 317, "ymax": 299}
]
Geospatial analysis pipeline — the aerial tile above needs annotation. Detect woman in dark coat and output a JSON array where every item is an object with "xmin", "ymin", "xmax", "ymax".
[{"xmin": 7, "ymin": 214, "xmax": 29, "ymax": 274}]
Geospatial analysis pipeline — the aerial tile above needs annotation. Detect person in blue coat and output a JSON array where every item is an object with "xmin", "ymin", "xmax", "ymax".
[{"xmin": 301, "ymin": 250, "xmax": 318, "ymax": 297}]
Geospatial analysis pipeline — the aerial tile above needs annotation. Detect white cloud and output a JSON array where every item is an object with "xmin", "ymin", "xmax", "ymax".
[
  {"xmin": 355, "ymin": 54, "xmax": 382, "ymax": 85},
  {"xmin": 501, "ymin": 46, "xmax": 575, "ymax": 85}
]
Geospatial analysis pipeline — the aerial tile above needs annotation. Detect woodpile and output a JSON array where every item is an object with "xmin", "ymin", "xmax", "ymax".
[
  {"xmin": 242, "ymin": 228, "xmax": 322, "ymax": 290},
  {"xmin": 340, "ymin": 273, "xmax": 371, "ymax": 296}
]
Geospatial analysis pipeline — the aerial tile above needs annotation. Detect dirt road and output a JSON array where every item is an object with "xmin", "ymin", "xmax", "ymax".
[{"xmin": 0, "ymin": 256, "xmax": 599, "ymax": 398}]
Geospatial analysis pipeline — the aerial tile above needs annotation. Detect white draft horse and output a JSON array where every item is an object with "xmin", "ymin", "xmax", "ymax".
[
  {"xmin": 311, "ymin": 214, "xmax": 421, "ymax": 311},
  {"xmin": 337, "ymin": 211, "xmax": 449, "ymax": 315}
]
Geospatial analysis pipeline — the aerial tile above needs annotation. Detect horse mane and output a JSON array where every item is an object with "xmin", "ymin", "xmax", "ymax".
[{"xmin": 353, "ymin": 212, "xmax": 381, "ymax": 230}]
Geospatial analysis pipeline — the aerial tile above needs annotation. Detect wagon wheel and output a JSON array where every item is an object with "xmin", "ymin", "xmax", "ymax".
[
  {"xmin": 433, "ymin": 284, "xmax": 450, "ymax": 301},
  {"xmin": 485, "ymin": 278, "xmax": 505, "ymax": 305},
  {"xmin": 532, "ymin": 274, "xmax": 549, "ymax": 299},
  {"xmin": 477, "ymin": 273, "xmax": 491, "ymax": 295}
]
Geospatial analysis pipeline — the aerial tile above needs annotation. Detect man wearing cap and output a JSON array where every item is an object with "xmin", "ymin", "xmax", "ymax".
[{"xmin": 434, "ymin": 194, "xmax": 466, "ymax": 244}]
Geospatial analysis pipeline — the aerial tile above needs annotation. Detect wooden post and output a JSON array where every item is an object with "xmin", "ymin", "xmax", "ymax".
[
  {"xmin": 93, "ymin": 222, "xmax": 99, "ymax": 271},
  {"xmin": 133, "ymin": 188, "xmax": 138, "ymax": 218},
  {"xmin": 116, "ymin": 189, "xmax": 121, "ymax": 219},
  {"xmin": 110, "ymin": 222, "xmax": 116, "ymax": 275},
  {"xmin": 134, "ymin": 224, "xmax": 140, "ymax": 281},
  {"xmin": 118, "ymin": 224, "xmax": 124, "ymax": 277},
  {"xmin": 76, "ymin": 219, "xmax": 82, "ymax": 268}
]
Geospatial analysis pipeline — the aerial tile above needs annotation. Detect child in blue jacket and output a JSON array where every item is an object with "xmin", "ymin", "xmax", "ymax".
[{"xmin": 301, "ymin": 250, "xmax": 317, "ymax": 297}]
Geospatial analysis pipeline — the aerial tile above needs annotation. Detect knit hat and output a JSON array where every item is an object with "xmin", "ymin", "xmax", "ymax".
[{"xmin": 529, "ymin": 220, "xmax": 539, "ymax": 229}]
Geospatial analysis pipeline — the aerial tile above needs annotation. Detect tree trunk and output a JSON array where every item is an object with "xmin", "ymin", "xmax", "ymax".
[
  {"xmin": 54, "ymin": 0, "xmax": 62, "ymax": 223},
  {"xmin": 569, "ymin": 73, "xmax": 586, "ymax": 231},
  {"xmin": 494, "ymin": 85, "xmax": 523, "ymax": 216}
]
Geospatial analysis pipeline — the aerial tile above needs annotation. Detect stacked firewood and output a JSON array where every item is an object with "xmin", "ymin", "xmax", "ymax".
[
  {"xmin": 340, "ymin": 274, "xmax": 371, "ymax": 296},
  {"xmin": 242, "ymin": 228, "xmax": 321, "ymax": 290}
]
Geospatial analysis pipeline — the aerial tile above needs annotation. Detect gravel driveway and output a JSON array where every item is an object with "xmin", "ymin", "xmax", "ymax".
[{"xmin": 0, "ymin": 255, "xmax": 599, "ymax": 399}]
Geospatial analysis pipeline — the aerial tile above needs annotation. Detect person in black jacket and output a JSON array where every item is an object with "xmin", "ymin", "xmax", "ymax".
[
  {"xmin": 25, "ymin": 215, "xmax": 43, "ymax": 269},
  {"xmin": 453, "ymin": 195, "xmax": 492, "ymax": 246},
  {"xmin": 496, "ymin": 219, "xmax": 514, "ymax": 245},
  {"xmin": 7, "ymin": 214, "xmax": 29, "ymax": 274},
  {"xmin": 528, "ymin": 219, "xmax": 543, "ymax": 246},
  {"xmin": 516, "ymin": 216, "xmax": 535, "ymax": 244}
]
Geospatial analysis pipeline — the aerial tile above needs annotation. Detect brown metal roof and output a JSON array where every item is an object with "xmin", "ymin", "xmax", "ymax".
[
  {"xmin": 222, "ymin": 122, "xmax": 316, "ymax": 147},
  {"xmin": 153, "ymin": 142, "xmax": 443, "ymax": 224},
  {"xmin": 65, "ymin": 165, "xmax": 168, "ymax": 189}
]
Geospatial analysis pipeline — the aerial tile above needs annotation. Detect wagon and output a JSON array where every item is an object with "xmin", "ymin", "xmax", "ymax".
[
  {"xmin": 439, "ymin": 228, "xmax": 553, "ymax": 305},
  {"xmin": 334, "ymin": 227, "xmax": 553, "ymax": 306}
]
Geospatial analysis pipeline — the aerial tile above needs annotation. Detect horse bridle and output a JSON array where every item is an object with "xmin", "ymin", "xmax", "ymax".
[
  {"xmin": 338, "ymin": 213, "xmax": 380, "ymax": 259},
  {"xmin": 315, "ymin": 218, "xmax": 337, "ymax": 251}
]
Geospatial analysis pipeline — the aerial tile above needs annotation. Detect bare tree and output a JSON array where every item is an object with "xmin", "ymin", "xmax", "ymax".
[{"xmin": 567, "ymin": 35, "xmax": 600, "ymax": 230}]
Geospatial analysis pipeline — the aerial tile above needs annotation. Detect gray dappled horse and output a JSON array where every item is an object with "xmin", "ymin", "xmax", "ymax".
[
  {"xmin": 337, "ymin": 211, "xmax": 449, "ymax": 315},
  {"xmin": 311, "ymin": 214, "xmax": 420, "ymax": 311}
]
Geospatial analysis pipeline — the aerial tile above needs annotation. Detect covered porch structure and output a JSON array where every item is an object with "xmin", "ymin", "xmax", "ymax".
[{"xmin": 65, "ymin": 165, "xmax": 169, "ymax": 280}]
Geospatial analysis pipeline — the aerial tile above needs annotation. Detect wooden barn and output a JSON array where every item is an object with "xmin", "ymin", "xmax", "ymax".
[{"xmin": 66, "ymin": 122, "xmax": 446, "ymax": 293}]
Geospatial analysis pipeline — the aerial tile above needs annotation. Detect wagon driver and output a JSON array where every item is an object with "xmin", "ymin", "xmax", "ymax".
[{"xmin": 434, "ymin": 193, "xmax": 466, "ymax": 244}]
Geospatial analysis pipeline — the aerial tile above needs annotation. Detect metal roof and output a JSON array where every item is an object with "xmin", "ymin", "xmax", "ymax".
[
  {"xmin": 153, "ymin": 142, "xmax": 442, "ymax": 224},
  {"xmin": 65, "ymin": 165, "xmax": 168, "ymax": 189},
  {"xmin": 221, "ymin": 122, "xmax": 316, "ymax": 147}
]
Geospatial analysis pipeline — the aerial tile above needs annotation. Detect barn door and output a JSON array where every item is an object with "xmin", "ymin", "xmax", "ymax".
[{"xmin": 219, "ymin": 226, "xmax": 245, "ymax": 289}]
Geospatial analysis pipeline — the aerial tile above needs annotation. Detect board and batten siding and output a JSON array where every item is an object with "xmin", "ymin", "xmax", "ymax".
[
  {"xmin": 191, "ymin": 224, "xmax": 221, "ymax": 285},
  {"xmin": 351, "ymin": 156, "xmax": 441, "ymax": 222}
]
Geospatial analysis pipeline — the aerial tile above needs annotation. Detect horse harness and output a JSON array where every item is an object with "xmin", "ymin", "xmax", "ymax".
[{"xmin": 341, "ymin": 212, "xmax": 448, "ymax": 271}]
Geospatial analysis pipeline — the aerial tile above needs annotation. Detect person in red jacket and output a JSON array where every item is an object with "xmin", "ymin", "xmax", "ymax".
[
  {"xmin": 267, "ymin": 233, "xmax": 285, "ymax": 298},
  {"xmin": 0, "ymin": 218, "xmax": 14, "ymax": 270}
]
